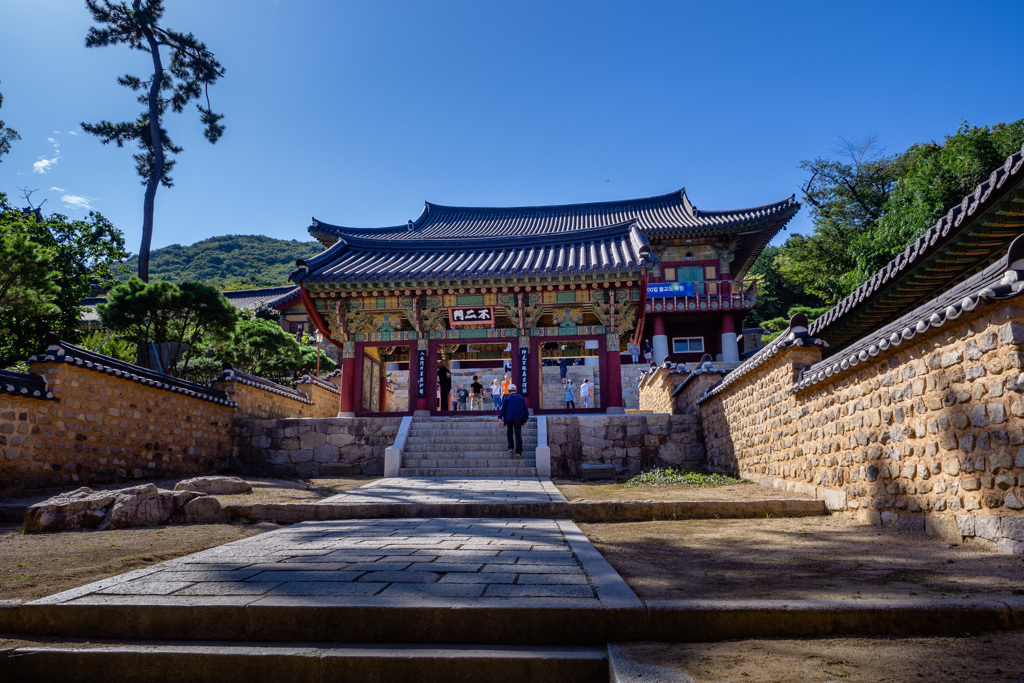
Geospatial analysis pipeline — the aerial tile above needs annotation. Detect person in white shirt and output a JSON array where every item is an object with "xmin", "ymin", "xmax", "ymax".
[
  {"xmin": 580, "ymin": 378, "xmax": 592, "ymax": 408},
  {"xmin": 490, "ymin": 378, "xmax": 503, "ymax": 409}
]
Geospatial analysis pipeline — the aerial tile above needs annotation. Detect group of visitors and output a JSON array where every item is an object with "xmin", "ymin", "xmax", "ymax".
[
  {"xmin": 626, "ymin": 338, "xmax": 653, "ymax": 363},
  {"xmin": 437, "ymin": 364, "xmax": 517, "ymax": 412},
  {"xmin": 562, "ymin": 377, "xmax": 592, "ymax": 409}
]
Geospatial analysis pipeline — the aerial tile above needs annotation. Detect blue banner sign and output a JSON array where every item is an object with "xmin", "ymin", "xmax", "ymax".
[
  {"xmin": 519, "ymin": 347, "xmax": 529, "ymax": 396},
  {"xmin": 647, "ymin": 282, "xmax": 696, "ymax": 298},
  {"xmin": 416, "ymin": 349, "xmax": 427, "ymax": 398}
]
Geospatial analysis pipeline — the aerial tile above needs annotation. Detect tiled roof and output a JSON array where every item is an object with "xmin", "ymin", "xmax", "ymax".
[
  {"xmin": 792, "ymin": 245, "xmax": 1024, "ymax": 393},
  {"xmin": 0, "ymin": 369, "xmax": 54, "ymax": 400},
  {"xmin": 808, "ymin": 142, "xmax": 1024, "ymax": 353},
  {"xmin": 222, "ymin": 286, "xmax": 299, "ymax": 311},
  {"xmin": 29, "ymin": 336, "xmax": 235, "ymax": 406},
  {"xmin": 294, "ymin": 220, "xmax": 657, "ymax": 286},
  {"xmin": 309, "ymin": 190, "xmax": 799, "ymax": 278},
  {"xmin": 79, "ymin": 286, "xmax": 302, "ymax": 325}
]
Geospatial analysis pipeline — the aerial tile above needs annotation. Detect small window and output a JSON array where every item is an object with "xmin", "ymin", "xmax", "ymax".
[
  {"xmin": 676, "ymin": 266, "xmax": 703, "ymax": 283},
  {"xmin": 663, "ymin": 267, "xmax": 676, "ymax": 281},
  {"xmin": 672, "ymin": 337, "xmax": 704, "ymax": 353}
]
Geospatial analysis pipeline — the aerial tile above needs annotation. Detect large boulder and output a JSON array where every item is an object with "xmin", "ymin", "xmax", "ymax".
[
  {"xmin": 170, "ymin": 495, "xmax": 227, "ymax": 524},
  {"xmin": 23, "ymin": 484, "xmax": 204, "ymax": 533},
  {"xmin": 23, "ymin": 487, "xmax": 119, "ymax": 533},
  {"xmin": 99, "ymin": 484, "xmax": 200, "ymax": 530},
  {"xmin": 174, "ymin": 475, "xmax": 252, "ymax": 495}
]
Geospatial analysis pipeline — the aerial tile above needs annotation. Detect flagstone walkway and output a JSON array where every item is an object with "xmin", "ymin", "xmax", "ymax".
[
  {"xmin": 32, "ymin": 517, "xmax": 638, "ymax": 608},
  {"xmin": 320, "ymin": 477, "xmax": 567, "ymax": 505}
]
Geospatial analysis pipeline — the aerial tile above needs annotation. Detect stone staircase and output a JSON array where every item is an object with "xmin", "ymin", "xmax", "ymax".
[{"xmin": 399, "ymin": 416, "xmax": 539, "ymax": 477}]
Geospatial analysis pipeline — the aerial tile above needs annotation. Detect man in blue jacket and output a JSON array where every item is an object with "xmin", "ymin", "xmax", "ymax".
[{"xmin": 497, "ymin": 383, "xmax": 529, "ymax": 458}]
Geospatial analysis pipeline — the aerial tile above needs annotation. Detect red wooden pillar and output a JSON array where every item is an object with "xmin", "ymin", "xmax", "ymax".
[
  {"xmin": 338, "ymin": 356, "xmax": 356, "ymax": 416},
  {"xmin": 605, "ymin": 343, "xmax": 623, "ymax": 411}
]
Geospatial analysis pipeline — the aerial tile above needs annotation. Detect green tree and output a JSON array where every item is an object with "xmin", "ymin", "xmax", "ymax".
[
  {"xmin": 97, "ymin": 278, "xmax": 238, "ymax": 377},
  {"xmin": 0, "ymin": 212, "xmax": 60, "ymax": 366},
  {"xmin": 781, "ymin": 139, "xmax": 905, "ymax": 304},
  {"xmin": 0, "ymin": 80, "xmax": 20, "ymax": 163},
  {"xmin": 747, "ymin": 245, "xmax": 824, "ymax": 325},
  {"xmin": 82, "ymin": 0, "xmax": 225, "ymax": 282},
  {"xmin": 13, "ymin": 205, "xmax": 128, "ymax": 346},
  {"xmin": 222, "ymin": 318, "xmax": 302, "ymax": 381},
  {"xmin": 782, "ymin": 122, "xmax": 1024, "ymax": 306}
]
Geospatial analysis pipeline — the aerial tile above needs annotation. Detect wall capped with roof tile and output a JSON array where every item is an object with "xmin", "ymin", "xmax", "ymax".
[
  {"xmin": 0, "ymin": 361, "xmax": 233, "ymax": 490},
  {"xmin": 698, "ymin": 302, "xmax": 1024, "ymax": 553},
  {"xmin": 213, "ymin": 379, "xmax": 336, "ymax": 420}
]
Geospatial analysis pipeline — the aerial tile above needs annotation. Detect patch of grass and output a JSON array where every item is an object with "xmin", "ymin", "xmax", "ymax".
[{"xmin": 622, "ymin": 467, "xmax": 742, "ymax": 488}]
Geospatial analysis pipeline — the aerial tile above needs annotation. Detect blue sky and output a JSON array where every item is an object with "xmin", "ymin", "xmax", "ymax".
[{"xmin": 1, "ymin": 0, "xmax": 1022, "ymax": 255}]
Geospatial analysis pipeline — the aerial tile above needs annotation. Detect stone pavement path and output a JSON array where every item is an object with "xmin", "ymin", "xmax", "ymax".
[
  {"xmin": 32, "ymin": 517, "xmax": 637, "ymax": 608},
  {"xmin": 321, "ymin": 477, "xmax": 567, "ymax": 505}
]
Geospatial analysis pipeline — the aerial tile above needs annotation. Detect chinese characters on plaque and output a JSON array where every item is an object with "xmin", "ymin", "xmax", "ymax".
[
  {"xmin": 416, "ymin": 349, "xmax": 427, "ymax": 398},
  {"xmin": 519, "ymin": 347, "xmax": 529, "ymax": 396},
  {"xmin": 448, "ymin": 306, "xmax": 494, "ymax": 325}
]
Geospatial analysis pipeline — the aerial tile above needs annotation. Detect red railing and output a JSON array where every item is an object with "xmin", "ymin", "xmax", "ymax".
[{"xmin": 644, "ymin": 279, "xmax": 757, "ymax": 313}]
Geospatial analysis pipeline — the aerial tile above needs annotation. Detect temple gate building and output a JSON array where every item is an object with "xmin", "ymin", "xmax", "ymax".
[{"xmin": 290, "ymin": 189, "xmax": 798, "ymax": 416}]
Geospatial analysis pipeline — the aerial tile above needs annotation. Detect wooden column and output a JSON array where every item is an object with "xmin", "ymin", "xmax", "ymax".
[
  {"xmin": 605, "ymin": 337, "xmax": 623, "ymax": 412},
  {"xmin": 338, "ymin": 348, "xmax": 356, "ymax": 417}
]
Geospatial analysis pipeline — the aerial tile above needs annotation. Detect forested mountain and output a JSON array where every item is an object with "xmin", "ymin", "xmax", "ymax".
[{"xmin": 118, "ymin": 234, "xmax": 324, "ymax": 289}]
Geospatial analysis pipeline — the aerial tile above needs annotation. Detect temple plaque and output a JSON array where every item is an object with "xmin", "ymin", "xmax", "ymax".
[{"xmin": 448, "ymin": 306, "xmax": 494, "ymax": 325}]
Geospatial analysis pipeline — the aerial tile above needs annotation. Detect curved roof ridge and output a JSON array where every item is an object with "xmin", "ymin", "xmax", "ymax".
[
  {"xmin": 421, "ymin": 188, "xmax": 688, "ymax": 214},
  {"xmin": 339, "ymin": 218, "xmax": 643, "ymax": 251},
  {"xmin": 694, "ymin": 194, "xmax": 798, "ymax": 217}
]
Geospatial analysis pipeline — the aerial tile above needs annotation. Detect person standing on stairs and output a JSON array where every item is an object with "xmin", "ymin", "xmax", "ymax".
[
  {"xmin": 457, "ymin": 383, "xmax": 469, "ymax": 411},
  {"xmin": 490, "ymin": 378, "xmax": 503, "ymax": 409},
  {"xmin": 564, "ymin": 378, "xmax": 576, "ymax": 410},
  {"xmin": 470, "ymin": 376, "xmax": 484, "ymax": 411},
  {"xmin": 497, "ymin": 383, "xmax": 529, "ymax": 458},
  {"xmin": 438, "ymin": 363, "xmax": 452, "ymax": 412},
  {"xmin": 580, "ymin": 377, "xmax": 592, "ymax": 409}
]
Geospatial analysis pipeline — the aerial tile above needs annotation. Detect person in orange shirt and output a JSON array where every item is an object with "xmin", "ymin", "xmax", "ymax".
[{"xmin": 500, "ymin": 372, "xmax": 512, "ymax": 399}]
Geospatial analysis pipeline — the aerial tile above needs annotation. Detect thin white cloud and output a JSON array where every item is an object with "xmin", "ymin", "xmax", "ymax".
[
  {"xmin": 33, "ymin": 157, "xmax": 58, "ymax": 174},
  {"xmin": 66, "ymin": 129, "xmax": 79, "ymax": 135},
  {"xmin": 33, "ymin": 136, "xmax": 62, "ymax": 174},
  {"xmin": 62, "ymin": 195, "xmax": 94, "ymax": 210},
  {"xmin": 50, "ymin": 186, "xmax": 67, "ymax": 192}
]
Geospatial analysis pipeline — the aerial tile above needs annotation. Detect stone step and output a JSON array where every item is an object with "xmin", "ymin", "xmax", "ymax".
[
  {"xmin": 403, "ymin": 436, "xmax": 540, "ymax": 446},
  {"xmin": 401, "ymin": 458, "xmax": 538, "ymax": 468},
  {"xmin": 404, "ymin": 442, "xmax": 538, "ymax": 453},
  {"xmin": 408, "ymin": 429, "xmax": 538, "ymax": 438},
  {"xmin": 403, "ymin": 448, "xmax": 537, "ymax": 458},
  {"xmin": 398, "ymin": 467, "xmax": 539, "ymax": 477},
  {"xmin": 1, "ymin": 642, "xmax": 607, "ymax": 683}
]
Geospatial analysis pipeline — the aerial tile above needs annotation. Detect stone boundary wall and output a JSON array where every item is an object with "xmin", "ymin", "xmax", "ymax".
[
  {"xmin": 698, "ymin": 301, "xmax": 1024, "ymax": 553},
  {"xmin": 213, "ymin": 379, "xmax": 323, "ymax": 420},
  {"xmin": 231, "ymin": 417, "xmax": 402, "ymax": 477},
  {"xmin": 294, "ymin": 378, "xmax": 341, "ymax": 418},
  {"xmin": 1, "ymin": 361, "xmax": 233, "ymax": 490},
  {"xmin": 547, "ymin": 414, "xmax": 704, "ymax": 477},
  {"xmin": 637, "ymin": 367, "xmax": 726, "ymax": 415}
]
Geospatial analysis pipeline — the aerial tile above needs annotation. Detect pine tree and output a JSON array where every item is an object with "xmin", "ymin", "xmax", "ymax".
[{"xmin": 81, "ymin": 0, "xmax": 225, "ymax": 282}]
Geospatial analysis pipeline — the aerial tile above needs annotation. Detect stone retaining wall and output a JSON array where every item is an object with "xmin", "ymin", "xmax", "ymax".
[
  {"xmin": 546, "ymin": 414, "xmax": 704, "ymax": 477},
  {"xmin": 1, "ymin": 361, "xmax": 233, "ymax": 490},
  {"xmin": 231, "ymin": 417, "xmax": 402, "ymax": 477},
  {"xmin": 698, "ymin": 301, "xmax": 1024, "ymax": 553}
]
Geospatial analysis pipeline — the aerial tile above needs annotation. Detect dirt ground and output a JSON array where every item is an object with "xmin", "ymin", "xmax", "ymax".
[
  {"xmin": 0, "ymin": 476, "xmax": 377, "ymax": 509},
  {"xmin": 581, "ymin": 516, "xmax": 1024, "ymax": 601},
  {"xmin": 0, "ymin": 521, "xmax": 277, "ymax": 600},
  {"xmin": 618, "ymin": 633, "xmax": 1024, "ymax": 682},
  {"xmin": 555, "ymin": 479, "xmax": 815, "ymax": 502}
]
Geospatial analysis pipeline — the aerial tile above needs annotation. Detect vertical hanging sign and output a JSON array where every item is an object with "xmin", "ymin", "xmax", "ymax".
[
  {"xmin": 417, "ymin": 349, "xmax": 427, "ymax": 398},
  {"xmin": 519, "ymin": 347, "xmax": 529, "ymax": 396}
]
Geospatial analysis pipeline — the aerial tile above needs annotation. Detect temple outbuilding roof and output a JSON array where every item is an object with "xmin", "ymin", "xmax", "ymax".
[
  {"xmin": 308, "ymin": 189, "xmax": 798, "ymax": 278},
  {"xmin": 293, "ymin": 220, "xmax": 656, "ymax": 286}
]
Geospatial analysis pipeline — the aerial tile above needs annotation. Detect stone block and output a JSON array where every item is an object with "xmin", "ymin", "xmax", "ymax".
[
  {"xmin": 974, "ymin": 515, "xmax": 1002, "ymax": 541},
  {"xmin": 299, "ymin": 431, "xmax": 327, "ymax": 450},
  {"xmin": 925, "ymin": 516, "xmax": 962, "ymax": 543},
  {"xmin": 822, "ymin": 488, "xmax": 847, "ymax": 511},
  {"xmin": 313, "ymin": 444, "xmax": 338, "ymax": 463}
]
